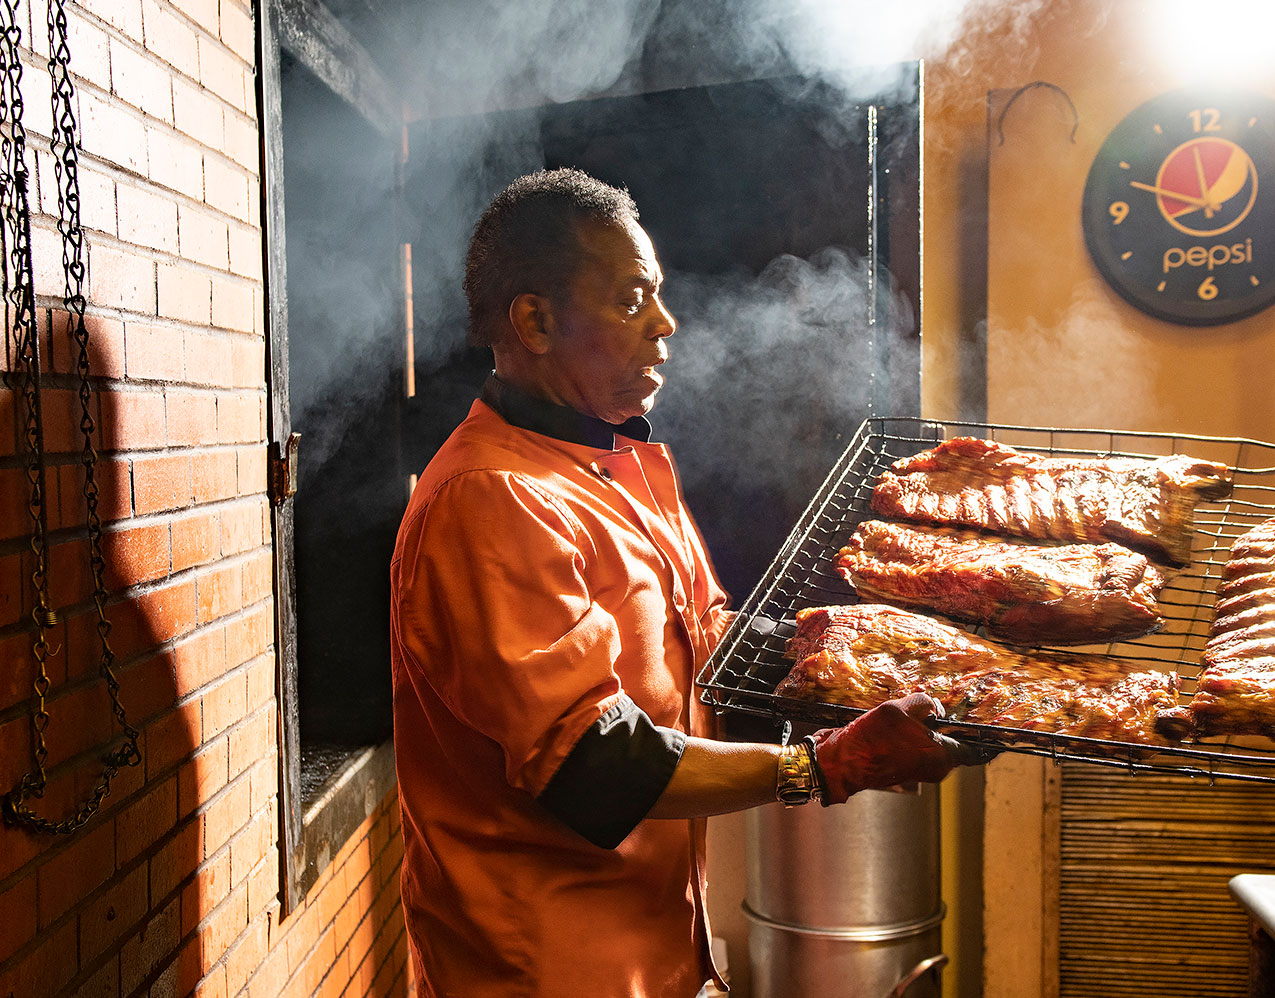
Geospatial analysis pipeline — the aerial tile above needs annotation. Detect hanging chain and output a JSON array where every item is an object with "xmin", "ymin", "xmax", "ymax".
[{"xmin": 2, "ymin": 0, "xmax": 141, "ymax": 834}]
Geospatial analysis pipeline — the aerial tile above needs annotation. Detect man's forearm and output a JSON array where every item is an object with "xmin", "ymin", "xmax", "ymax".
[{"xmin": 646, "ymin": 736, "xmax": 782, "ymax": 819}]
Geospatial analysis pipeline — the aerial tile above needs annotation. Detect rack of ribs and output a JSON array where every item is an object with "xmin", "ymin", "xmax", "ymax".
[
  {"xmin": 837, "ymin": 520, "xmax": 1165, "ymax": 646},
  {"xmin": 776, "ymin": 603, "xmax": 1188, "ymax": 745},
  {"xmin": 1189, "ymin": 519, "xmax": 1275, "ymax": 737},
  {"xmin": 870, "ymin": 437, "xmax": 1232, "ymax": 565}
]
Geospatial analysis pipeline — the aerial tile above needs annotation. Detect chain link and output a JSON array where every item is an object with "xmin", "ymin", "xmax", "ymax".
[{"xmin": 2, "ymin": 0, "xmax": 142, "ymax": 835}]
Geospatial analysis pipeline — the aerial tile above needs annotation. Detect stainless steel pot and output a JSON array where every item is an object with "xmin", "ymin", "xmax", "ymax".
[{"xmin": 745, "ymin": 784, "xmax": 944, "ymax": 998}]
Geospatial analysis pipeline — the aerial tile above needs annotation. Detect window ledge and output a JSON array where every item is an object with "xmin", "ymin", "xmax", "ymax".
[{"xmin": 296, "ymin": 738, "xmax": 397, "ymax": 899}]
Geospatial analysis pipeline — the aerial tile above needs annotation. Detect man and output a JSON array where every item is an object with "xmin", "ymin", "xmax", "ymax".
[{"xmin": 390, "ymin": 168, "xmax": 974, "ymax": 997}]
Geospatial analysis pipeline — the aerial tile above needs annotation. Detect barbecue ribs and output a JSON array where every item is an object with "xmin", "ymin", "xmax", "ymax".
[
  {"xmin": 870, "ymin": 437, "xmax": 1232, "ymax": 564},
  {"xmin": 1189, "ymin": 518, "xmax": 1275, "ymax": 737},
  {"xmin": 777, "ymin": 603, "xmax": 1187, "ymax": 744},
  {"xmin": 838, "ymin": 520, "xmax": 1165, "ymax": 646}
]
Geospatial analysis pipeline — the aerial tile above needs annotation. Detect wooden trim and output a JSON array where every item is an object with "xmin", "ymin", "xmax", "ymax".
[
  {"xmin": 276, "ymin": 0, "xmax": 403, "ymax": 138},
  {"xmin": 257, "ymin": 0, "xmax": 304, "ymax": 915}
]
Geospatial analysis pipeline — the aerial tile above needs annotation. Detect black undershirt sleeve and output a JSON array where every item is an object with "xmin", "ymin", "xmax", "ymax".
[{"xmin": 537, "ymin": 694, "xmax": 686, "ymax": 849}]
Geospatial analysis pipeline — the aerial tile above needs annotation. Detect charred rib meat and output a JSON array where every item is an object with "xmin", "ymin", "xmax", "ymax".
[
  {"xmin": 838, "ymin": 520, "xmax": 1165, "ymax": 646},
  {"xmin": 870, "ymin": 437, "xmax": 1232, "ymax": 564},
  {"xmin": 777, "ymin": 603, "xmax": 1186, "ymax": 744},
  {"xmin": 1190, "ymin": 519, "xmax": 1275, "ymax": 737}
]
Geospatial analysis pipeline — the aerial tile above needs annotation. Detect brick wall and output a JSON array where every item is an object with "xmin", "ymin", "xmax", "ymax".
[{"xmin": 0, "ymin": 3, "xmax": 409, "ymax": 996}]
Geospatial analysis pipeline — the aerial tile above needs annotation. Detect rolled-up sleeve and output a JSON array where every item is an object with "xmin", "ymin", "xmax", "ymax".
[{"xmin": 393, "ymin": 469, "xmax": 627, "ymax": 796}]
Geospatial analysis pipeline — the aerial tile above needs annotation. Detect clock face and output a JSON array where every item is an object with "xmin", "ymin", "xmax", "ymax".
[{"xmin": 1081, "ymin": 90, "xmax": 1275, "ymax": 326}]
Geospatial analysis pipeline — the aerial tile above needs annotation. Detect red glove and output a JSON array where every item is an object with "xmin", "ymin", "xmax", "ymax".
[{"xmin": 809, "ymin": 693, "xmax": 973, "ymax": 805}]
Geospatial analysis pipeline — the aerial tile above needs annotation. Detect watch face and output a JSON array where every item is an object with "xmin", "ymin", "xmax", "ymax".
[{"xmin": 1081, "ymin": 89, "xmax": 1275, "ymax": 326}]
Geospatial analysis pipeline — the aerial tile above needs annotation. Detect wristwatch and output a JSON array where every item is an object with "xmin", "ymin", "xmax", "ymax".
[{"xmin": 775, "ymin": 739, "xmax": 822, "ymax": 806}]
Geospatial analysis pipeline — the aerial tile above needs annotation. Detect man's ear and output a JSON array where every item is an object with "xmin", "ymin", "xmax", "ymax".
[{"xmin": 509, "ymin": 293, "xmax": 554, "ymax": 355}]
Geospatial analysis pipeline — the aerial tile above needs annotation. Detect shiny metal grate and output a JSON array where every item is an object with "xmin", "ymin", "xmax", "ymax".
[{"xmin": 696, "ymin": 416, "xmax": 1275, "ymax": 783}]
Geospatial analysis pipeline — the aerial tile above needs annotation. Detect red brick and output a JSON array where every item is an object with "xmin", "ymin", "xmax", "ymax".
[
  {"xmin": 143, "ymin": 0, "xmax": 200, "ymax": 76},
  {"xmin": 116, "ymin": 774, "xmax": 178, "ymax": 865},
  {"xmin": 202, "ymin": 775, "xmax": 250, "ymax": 859},
  {"xmin": 172, "ymin": 77, "xmax": 225, "ymax": 151},
  {"xmin": 172, "ymin": 622, "xmax": 227, "ymax": 700},
  {"xmin": 193, "ymin": 958, "xmax": 227, "ymax": 998},
  {"xmin": 48, "ymin": 534, "xmax": 93, "ymax": 609},
  {"xmin": 0, "ymin": 465, "xmax": 31, "ymax": 541},
  {"xmin": 120, "ymin": 893, "xmax": 180, "ymax": 995},
  {"xmin": 224, "ymin": 110, "xmax": 259, "ymax": 173},
  {"xmin": 178, "ymin": 204, "xmax": 230, "ymax": 269},
  {"xmin": 78, "ymin": 861, "xmax": 149, "ymax": 965},
  {"xmin": 227, "ymin": 222, "xmax": 262, "ymax": 281},
  {"xmin": 230, "ymin": 806, "xmax": 273, "ymax": 888},
  {"xmin": 240, "ymin": 549, "xmax": 272, "ymax": 606},
  {"xmin": 157, "ymin": 262, "xmax": 212, "ymax": 325},
  {"xmin": 198, "ymin": 35, "xmax": 248, "ymax": 113},
  {"xmin": 172, "ymin": 508, "xmax": 220, "ymax": 572},
  {"xmin": 247, "ymin": 849, "xmax": 280, "ymax": 922},
  {"xmin": 34, "ymin": 385, "xmax": 83, "ymax": 454},
  {"xmin": 211, "ymin": 273, "xmax": 254, "ymax": 333},
  {"xmin": 134, "ymin": 575, "xmax": 198, "ymax": 644},
  {"xmin": 166, "ymin": 389, "xmax": 219, "ymax": 447},
  {"xmin": 101, "ymin": 520, "xmax": 171, "ymax": 590},
  {"xmin": 239, "ymin": 441, "xmax": 269, "ymax": 494},
  {"xmin": 0, "ymin": 379, "xmax": 15, "ymax": 458},
  {"xmin": 224, "ymin": 912, "xmax": 268, "ymax": 995},
  {"xmin": 216, "ymin": 391, "xmax": 260, "ymax": 445},
  {"xmin": 144, "ymin": 698, "xmax": 202, "ymax": 778},
  {"xmin": 198, "ymin": 881, "xmax": 249, "ymax": 972},
  {"xmin": 75, "ymin": 955, "xmax": 120, "ymax": 998},
  {"xmin": 219, "ymin": 1, "xmax": 257, "ymax": 65},
  {"xmin": 125, "ymin": 321, "xmax": 185, "ymax": 382},
  {"xmin": 133, "ymin": 452, "xmax": 193, "ymax": 515},
  {"xmin": 192, "ymin": 449, "xmax": 237, "ymax": 503},
  {"xmin": 148, "ymin": 814, "xmax": 203, "ymax": 902},
  {"xmin": 179, "ymin": 733, "xmax": 228, "ymax": 817},
  {"xmin": 185, "ymin": 329, "xmax": 234, "ymax": 388},
  {"xmin": 171, "ymin": 0, "xmax": 219, "ymax": 41},
  {"xmin": 0, "ymin": 864, "xmax": 37, "ymax": 962},
  {"xmin": 115, "ymin": 649, "xmax": 179, "ymax": 725},
  {"xmin": 245, "ymin": 930, "xmax": 289, "ymax": 998},
  {"xmin": 197, "ymin": 562, "xmax": 242, "ymax": 625},
  {"xmin": 202, "ymin": 672, "xmax": 247, "ymax": 741},
  {"xmin": 227, "ymin": 603, "xmax": 271, "ymax": 667},
  {"xmin": 89, "ymin": 242, "xmax": 157, "ymax": 314},
  {"xmin": 80, "ymin": 0, "xmax": 143, "ymax": 35},
  {"xmin": 0, "ymin": 551, "xmax": 22, "ymax": 628},
  {"xmin": 49, "ymin": 311, "xmax": 124, "ymax": 380},
  {"xmin": 100, "ymin": 389, "xmax": 167, "ymax": 451},
  {"xmin": 204, "ymin": 154, "xmax": 251, "ymax": 222},
  {"xmin": 80, "ymin": 89, "xmax": 148, "ymax": 176},
  {"xmin": 110, "ymin": 36, "xmax": 175, "ymax": 122},
  {"xmin": 92, "ymin": 457, "xmax": 133, "ymax": 520},
  {"xmin": 248, "ymin": 756, "xmax": 277, "ymax": 816},
  {"xmin": 40, "ymin": 680, "xmax": 116, "ymax": 771},
  {"xmin": 37, "ymin": 819, "xmax": 115, "ymax": 927},
  {"xmin": 181, "ymin": 845, "xmax": 231, "ymax": 933},
  {"xmin": 147, "ymin": 123, "xmax": 205, "ymax": 201},
  {"xmin": 0, "ymin": 918, "xmax": 77, "ymax": 997},
  {"xmin": 118, "ymin": 182, "xmax": 180, "ymax": 254}
]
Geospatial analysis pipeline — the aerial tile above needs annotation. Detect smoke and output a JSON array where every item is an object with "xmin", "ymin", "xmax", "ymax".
[
  {"xmin": 658, "ymin": 247, "xmax": 889, "ymax": 484},
  {"xmin": 281, "ymin": 0, "xmax": 1038, "ymax": 536}
]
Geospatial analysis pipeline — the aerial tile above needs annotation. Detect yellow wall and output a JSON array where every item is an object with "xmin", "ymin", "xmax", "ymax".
[{"xmin": 925, "ymin": 2, "xmax": 1275, "ymax": 994}]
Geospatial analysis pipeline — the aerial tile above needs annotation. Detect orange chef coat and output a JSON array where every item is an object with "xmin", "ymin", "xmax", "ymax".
[{"xmin": 390, "ymin": 388, "xmax": 733, "ymax": 998}]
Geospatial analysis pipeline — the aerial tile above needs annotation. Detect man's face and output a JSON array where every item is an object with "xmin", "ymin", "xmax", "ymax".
[{"xmin": 541, "ymin": 218, "xmax": 677, "ymax": 424}]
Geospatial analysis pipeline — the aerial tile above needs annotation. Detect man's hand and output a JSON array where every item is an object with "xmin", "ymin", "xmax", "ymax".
[{"xmin": 809, "ymin": 693, "xmax": 982, "ymax": 805}]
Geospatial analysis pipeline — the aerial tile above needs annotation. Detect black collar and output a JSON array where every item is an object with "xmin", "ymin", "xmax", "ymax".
[{"xmin": 481, "ymin": 373, "xmax": 652, "ymax": 450}]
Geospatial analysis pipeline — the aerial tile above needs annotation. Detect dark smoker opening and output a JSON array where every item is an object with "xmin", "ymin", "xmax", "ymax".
[
  {"xmin": 281, "ymin": 52, "xmax": 403, "ymax": 779},
  {"xmin": 404, "ymin": 70, "xmax": 921, "ymax": 601}
]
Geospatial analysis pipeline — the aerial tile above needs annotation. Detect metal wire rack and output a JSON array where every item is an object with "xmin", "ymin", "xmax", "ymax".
[{"xmin": 696, "ymin": 416, "xmax": 1275, "ymax": 783}]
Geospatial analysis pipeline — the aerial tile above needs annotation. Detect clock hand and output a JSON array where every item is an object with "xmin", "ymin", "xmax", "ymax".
[
  {"xmin": 1192, "ymin": 146, "xmax": 1219, "ymax": 216},
  {"xmin": 1128, "ymin": 180, "xmax": 1210, "ymax": 209}
]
